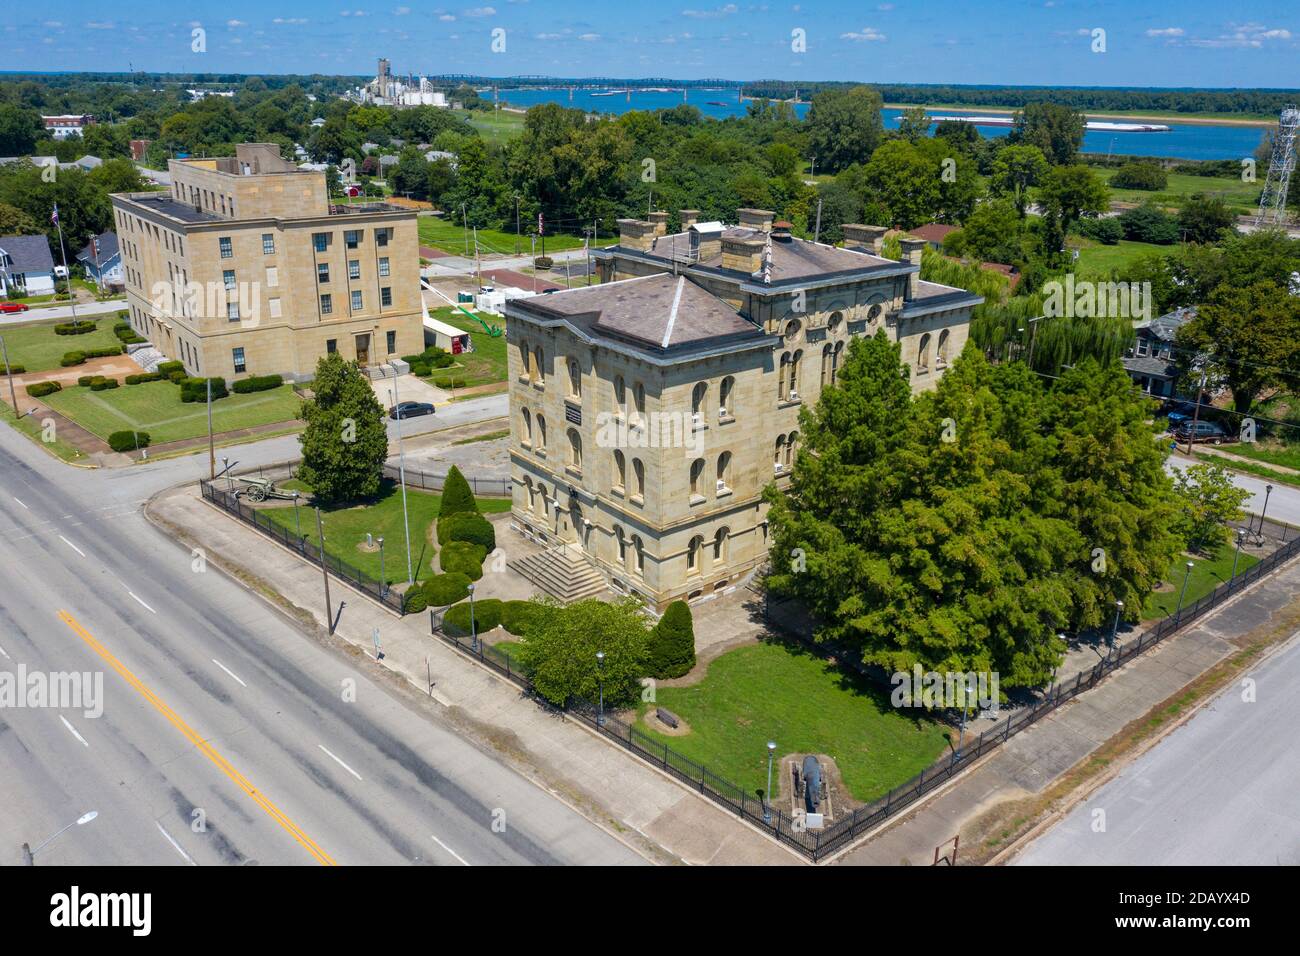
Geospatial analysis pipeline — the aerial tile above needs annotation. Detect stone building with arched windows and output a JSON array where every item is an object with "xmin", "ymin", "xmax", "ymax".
[{"xmin": 505, "ymin": 209, "xmax": 981, "ymax": 611}]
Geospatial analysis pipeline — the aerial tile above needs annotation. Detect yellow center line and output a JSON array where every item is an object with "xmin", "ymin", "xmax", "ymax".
[{"xmin": 58, "ymin": 609, "xmax": 337, "ymax": 866}]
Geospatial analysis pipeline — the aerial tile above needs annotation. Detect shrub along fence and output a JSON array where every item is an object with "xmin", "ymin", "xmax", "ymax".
[{"xmin": 381, "ymin": 462, "xmax": 510, "ymax": 498}]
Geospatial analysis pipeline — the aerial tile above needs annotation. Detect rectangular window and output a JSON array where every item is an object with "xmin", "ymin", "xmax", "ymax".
[
  {"xmin": 262, "ymin": 233, "xmax": 275, "ymax": 255},
  {"xmin": 177, "ymin": 237, "xmax": 183, "ymax": 257},
  {"xmin": 226, "ymin": 302, "xmax": 240, "ymax": 323},
  {"xmin": 380, "ymin": 286, "xmax": 392, "ymax": 307},
  {"xmin": 326, "ymin": 339, "xmax": 337, "ymax": 354},
  {"xmin": 265, "ymin": 267, "xmax": 278, "ymax": 288},
  {"xmin": 317, "ymin": 262, "xmax": 330, "ymax": 283},
  {"xmin": 269, "ymin": 297, "xmax": 282, "ymax": 318},
  {"xmin": 375, "ymin": 228, "xmax": 390, "ymax": 247},
  {"xmin": 351, "ymin": 290, "xmax": 363, "ymax": 311},
  {"xmin": 223, "ymin": 270, "xmax": 236, "ymax": 290},
  {"xmin": 232, "ymin": 347, "xmax": 245, "ymax": 374},
  {"xmin": 386, "ymin": 330, "xmax": 396, "ymax": 354},
  {"xmin": 348, "ymin": 259, "xmax": 360, "ymax": 280},
  {"xmin": 320, "ymin": 293, "xmax": 332, "ymax": 314},
  {"xmin": 378, "ymin": 256, "xmax": 390, "ymax": 277},
  {"xmin": 344, "ymin": 230, "xmax": 361, "ymax": 249},
  {"xmin": 219, "ymin": 237, "xmax": 232, "ymax": 259},
  {"xmin": 312, "ymin": 232, "xmax": 329, "ymax": 253}
]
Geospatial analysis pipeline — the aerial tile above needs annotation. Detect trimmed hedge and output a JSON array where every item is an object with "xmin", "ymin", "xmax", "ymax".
[
  {"xmin": 60, "ymin": 351, "xmax": 86, "ymax": 367},
  {"xmin": 3, "ymin": 363, "xmax": 24, "ymax": 374},
  {"xmin": 90, "ymin": 377, "xmax": 119, "ymax": 391},
  {"xmin": 436, "ymin": 512, "xmax": 495, "ymax": 551},
  {"xmin": 438, "ymin": 465, "xmax": 478, "ymax": 518},
  {"xmin": 444, "ymin": 598, "xmax": 503, "ymax": 637},
  {"xmin": 25, "ymin": 381, "xmax": 61, "ymax": 398},
  {"xmin": 54, "ymin": 321, "xmax": 97, "ymax": 336},
  {"xmin": 440, "ymin": 540, "xmax": 486, "ymax": 581},
  {"xmin": 501, "ymin": 599, "xmax": 546, "ymax": 638},
  {"xmin": 534, "ymin": 256, "xmax": 554, "ymax": 269},
  {"xmin": 108, "ymin": 430, "xmax": 150, "ymax": 452},
  {"xmin": 77, "ymin": 375, "xmax": 96, "ymax": 387},
  {"xmin": 432, "ymin": 375, "xmax": 468, "ymax": 389},
  {"xmin": 180, "ymin": 376, "xmax": 227, "ymax": 403},
  {"xmin": 421, "ymin": 572, "xmax": 471, "ymax": 607},
  {"xmin": 125, "ymin": 372, "xmax": 164, "ymax": 385},
  {"xmin": 84, "ymin": 345, "xmax": 124, "ymax": 359},
  {"xmin": 403, "ymin": 587, "xmax": 430, "ymax": 614},
  {"xmin": 156, "ymin": 361, "xmax": 184, "ymax": 376},
  {"xmin": 231, "ymin": 374, "xmax": 283, "ymax": 394}
]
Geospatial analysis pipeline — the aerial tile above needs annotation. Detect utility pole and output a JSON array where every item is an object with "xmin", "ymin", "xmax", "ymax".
[
  {"xmin": 473, "ymin": 226, "xmax": 481, "ymax": 289},
  {"xmin": 812, "ymin": 198, "xmax": 822, "ymax": 244},
  {"xmin": 316, "ymin": 506, "xmax": 334, "ymax": 634},
  {"xmin": 51, "ymin": 204, "xmax": 79, "ymax": 326},
  {"xmin": 461, "ymin": 203, "xmax": 469, "ymax": 256},
  {"xmin": 0, "ymin": 335, "xmax": 18, "ymax": 416},
  {"xmin": 389, "ymin": 361, "xmax": 414, "ymax": 586},
  {"xmin": 206, "ymin": 377, "xmax": 215, "ymax": 479},
  {"xmin": 530, "ymin": 236, "xmax": 537, "ymax": 294},
  {"xmin": 514, "ymin": 193, "xmax": 522, "ymax": 254},
  {"xmin": 1184, "ymin": 369, "xmax": 1209, "ymax": 456}
]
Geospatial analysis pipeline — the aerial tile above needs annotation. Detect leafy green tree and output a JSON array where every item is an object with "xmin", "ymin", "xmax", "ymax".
[
  {"xmin": 516, "ymin": 597, "xmax": 650, "ymax": 707},
  {"xmin": 897, "ymin": 106, "xmax": 931, "ymax": 142},
  {"xmin": 0, "ymin": 103, "xmax": 44, "ymax": 156},
  {"xmin": 1176, "ymin": 194, "xmax": 1235, "ymax": 244},
  {"xmin": 862, "ymin": 140, "xmax": 939, "ymax": 229},
  {"xmin": 1171, "ymin": 463, "xmax": 1251, "ymax": 554},
  {"xmin": 1038, "ymin": 164, "xmax": 1109, "ymax": 254},
  {"xmin": 805, "ymin": 86, "xmax": 885, "ymax": 175},
  {"xmin": 1118, "ymin": 201, "xmax": 1179, "ymax": 244},
  {"xmin": 1176, "ymin": 280, "xmax": 1300, "ymax": 412},
  {"xmin": 1110, "ymin": 162, "xmax": 1167, "ymax": 191},
  {"xmin": 990, "ymin": 144, "xmax": 1050, "ymax": 217},
  {"xmin": 438, "ymin": 465, "xmax": 478, "ymax": 518},
  {"xmin": 646, "ymin": 600, "xmax": 695, "ymax": 678},
  {"xmin": 945, "ymin": 198, "xmax": 1024, "ymax": 263},
  {"xmin": 0, "ymin": 202, "xmax": 40, "ymax": 236},
  {"xmin": 1009, "ymin": 102, "xmax": 1086, "ymax": 165},
  {"xmin": 297, "ymin": 354, "xmax": 388, "ymax": 503}
]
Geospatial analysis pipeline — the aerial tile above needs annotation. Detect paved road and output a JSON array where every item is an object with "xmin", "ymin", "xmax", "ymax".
[
  {"xmin": 1167, "ymin": 451, "xmax": 1300, "ymax": 527},
  {"xmin": 0, "ymin": 414, "xmax": 642, "ymax": 866},
  {"xmin": 1013, "ymin": 630, "xmax": 1300, "ymax": 865},
  {"xmin": 1, "ymin": 299, "xmax": 127, "ymax": 326}
]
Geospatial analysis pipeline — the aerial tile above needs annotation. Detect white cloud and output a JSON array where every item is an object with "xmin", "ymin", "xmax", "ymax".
[
  {"xmin": 394, "ymin": 5, "xmax": 412, "ymax": 13},
  {"xmin": 536, "ymin": 32, "xmax": 563, "ymax": 40},
  {"xmin": 227, "ymin": 19, "xmax": 246, "ymax": 27},
  {"xmin": 1188, "ymin": 22, "xmax": 1292, "ymax": 48},
  {"xmin": 85, "ymin": 21, "xmax": 116, "ymax": 29},
  {"xmin": 440, "ymin": 13, "xmax": 457, "ymax": 21},
  {"xmin": 462, "ymin": 5, "xmax": 496, "ymax": 15},
  {"xmin": 841, "ymin": 26, "xmax": 886, "ymax": 42},
  {"xmin": 682, "ymin": 4, "xmax": 738, "ymax": 18},
  {"xmin": 1145, "ymin": 27, "xmax": 1184, "ymax": 38},
  {"xmin": 579, "ymin": 32, "xmax": 600, "ymax": 41},
  {"xmin": 273, "ymin": 17, "xmax": 309, "ymax": 24}
]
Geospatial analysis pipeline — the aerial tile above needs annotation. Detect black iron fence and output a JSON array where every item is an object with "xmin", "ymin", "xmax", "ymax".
[
  {"xmin": 382, "ymin": 462, "xmax": 511, "ymax": 498},
  {"xmin": 201, "ymin": 479, "xmax": 406, "ymax": 614},
  {"xmin": 432, "ymin": 531, "xmax": 1300, "ymax": 862}
]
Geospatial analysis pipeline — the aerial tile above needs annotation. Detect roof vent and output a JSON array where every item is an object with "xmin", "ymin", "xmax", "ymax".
[{"xmin": 772, "ymin": 221, "xmax": 793, "ymax": 242}]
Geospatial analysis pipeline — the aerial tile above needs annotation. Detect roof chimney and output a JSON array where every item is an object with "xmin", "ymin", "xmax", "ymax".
[
  {"xmin": 647, "ymin": 210, "xmax": 669, "ymax": 237},
  {"xmin": 617, "ymin": 218, "xmax": 658, "ymax": 253},
  {"xmin": 842, "ymin": 224, "xmax": 889, "ymax": 256},
  {"xmin": 679, "ymin": 209, "xmax": 700, "ymax": 230},
  {"xmin": 899, "ymin": 237, "xmax": 926, "ymax": 300},
  {"xmin": 736, "ymin": 208, "xmax": 775, "ymax": 233},
  {"xmin": 721, "ymin": 235, "xmax": 765, "ymax": 275},
  {"xmin": 771, "ymin": 220, "xmax": 793, "ymax": 242}
]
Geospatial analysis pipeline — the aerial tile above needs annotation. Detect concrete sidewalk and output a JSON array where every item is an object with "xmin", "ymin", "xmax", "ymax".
[
  {"xmin": 148, "ymin": 483, "xmax": 800, "ymax": 867},
  {"xmin": 835, "ymin": 551, "xmax": 1300, "ymax": 866}
]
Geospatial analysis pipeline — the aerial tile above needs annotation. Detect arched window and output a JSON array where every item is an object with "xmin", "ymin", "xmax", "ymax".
[
  {"xmin": 786, "ymin": 431, "xmax": 799, "ymax": 469},
  {"xmin": 917, "ymin": 333, "xmax": 931, "ymax": 374},
  {"xmin": 616, "ymin": 526, "xmax": 628, "ymax": 568},
  {"xmin": 633, "ymin": 381, "xmax": 646, "ymax": 416},
  {"xmin": 536, "ymin": 413, "xmax": 547, "ymax": 451},
  {"xmin": 520, "ymin": 340, "xmax": 532, "ymax": 380},
  {"xmin": 567, "ymin": 357, "xmax": 581, "ymax": 398},
  {"xmin": 832, "ymin": 341, "xmax": 844, "ymax": 384},
  {"xmin": 937, "ymin": 329, "xmax": 950, "ymax": 368},
  {"xmin": 567, "ymin": 429, "xmax": 582, "ymax": 469},
  {"xmin": 613, "ymin": 449, "xmax": 626, "ymax": 492},
  {"xmin": 689, "ymin": 458, "xmax": 705, "ymax": 498},
  {"xmin": 717, "ymin": 451, "xmax": 731, "ymax": 492},
  {"xmin": 774, "ymin": 435, "xmax": 786, "ymax": 472},
  {"xmin": 632, "ymin": 458, "xmax": 645, "ymax": 500},
  {"xmin": 521, "ymin": 407, "xmax": 532, "ymax": 447},
  {"xmin": 523, "ymin": 475, "xmax": 535, "ymax": 512},
  {"xmin": 713, "ymin": 527, "xmax": 728, "ymax": 563},
  {"xmin": 614, "ymin": 375, "xmax": 627, "ymax": 417},
  {"xmin": 778, "ymin": 352, "xmax": 791, "ymax": 399},
  {"xmin": 691, "ymin": 381, "xmax": 707, "ymax": 425},
  {"xmin": 632, "ymin": 535, "xmax": 645, "ymax": 575},
  {"xmin": 828, "ymin": 311, "xmax": 843, "ymax": 334},
  {"xmin": 821, "ymin": 343, "xmax": 833, "ymax": 387},
  {"xmin": 784, "ymin": 319, "xmax": 802, "ymax": 342},
  {"xmin": 719, "ymin": 376, "xmax": 734, "ymax": 419},
  {"xmin": 687, "ymin": 535, "xmax": 703, "ymax": 574},
  {"xmin": 536, "ymin": 482, "xmax": 548, "ymax": 517},
  {"xmin": 533, "ymin": 346, "xmax": 545, "ymax": 384},
  {"xmin": 790, "ymin": 350, "xmax": 803, "ymax": 397}
]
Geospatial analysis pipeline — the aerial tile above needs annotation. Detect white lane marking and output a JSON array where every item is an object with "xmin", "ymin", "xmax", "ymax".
[
  {"xmin": 127, "ymin": 591, "xmax": 157, "ymax": 614},
  {"xmin": 430, "ymin": 833, "xmax": 471, "ymax": 866},
  {"xmin": 59, "ymin": 715, "xmax": 89, "ymax": 747},
  {"xmin": 211, "ymin": 659, "xmax": 247, "ymax": 688},
  {"xmin": 58, "ymin": 535, "xmax": 86, "ymax": 557},
  {"xmin": 155, "ymin": 822, "xmax": 197, "ymax": 866},
  {"xmin": 318, "ymin": 744, "xmax": 363, "ymax": 781},
  {"xmin": 12, "ymin": 497, "xmax": 28, "ymax": 510}
]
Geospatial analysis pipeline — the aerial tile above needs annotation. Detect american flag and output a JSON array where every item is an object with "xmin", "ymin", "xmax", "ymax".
[{"xmin": 50, "ymin": 204, "xmax": 59, "ymax": 225}]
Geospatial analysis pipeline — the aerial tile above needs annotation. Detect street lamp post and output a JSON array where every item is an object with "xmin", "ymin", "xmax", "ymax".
[
  {"xmin": 0, "ymin": 334, "xmax": 20, "ymax": 416},
  {"xmin": 1231, "ymin": 528, "xmax": 1246, "ymax": 582},
  {"xmin": 763, "ymin": 740, "xmax": 777, "ymax": 825},
  {"xmin": 467, "ymin": 582, "xmax": 478, "ymax": 652},
  {"xmin": 1109, "ymin": 601, "xmax": 1123, "ymax": 660},
  {"xmin": 23, "ymin": 810, "xmax": 98, "ymax": 864},
  {"xmin": 377, "ymin": 536, "xmax": 386, "ymax": 597},
  {"xmin": 388, "ymin": 361, "xmax": 414, "ymax": 586},
  {"xmin": 292, "ymin": 492, "xmax": 302, "ymax": 539},
  {"xmin": 595, "ymin": 650, "xmax": 605, "ymax": 727},
  {"xmin": 1256, "ymin": 483, "xmax": 1274, "ymax": 536},
  {"xmin": 1176, "ymin": 561, "xmax": 1194, "ymax": 617}
]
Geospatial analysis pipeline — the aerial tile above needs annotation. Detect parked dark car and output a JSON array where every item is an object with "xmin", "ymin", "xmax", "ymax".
[
  {"xmin": 1172, "ymin": 420, "xmax": 1231, "ymax": 445},
  {"xmin": 389, "ymin": 401, "xmax": 435, "ymax": 420},
  {"xmin": 1159, "ymin": 399, "xmax": 1199, "ymax": 425}
]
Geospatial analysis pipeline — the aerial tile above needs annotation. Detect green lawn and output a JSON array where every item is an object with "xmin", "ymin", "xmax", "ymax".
[
  {"xmin": 424, "ymin": 306, "xmax": 508, "ymax": 388},
  {"xmin": 637, "ymin": 641, "xmax": 950, "ymax": 804},
  {"xmin": 259, "ymin": 479, "xmax": 510, "ymax": 586},
  {"xmin": 1228, "ymin": 440, "xmax": 1300, "ymax": 471},
  {"xmin": 46, "ymin": 380, "xmax": 301, "ymax": 444},
  {"xmin": 1097, "ymin": 169, "xmax": 1261, "ymax": 215},
  {"xmin": 466, "ymin": 109, "xmax": 526, "ymax": 145},
  {"xmin": 0, "ymin": 318, "xmax": 123, "ymax": 372},
  {"xmin": 1069, "ymin": 238, "xmax": 1168, "ymax": 276},
  {"xmin": 1142, "ymin": 545, "xmax": 1260, "ymax": 619},
  {"xmin": 417, "ymin": 216, "xmax": 616, "ymax": 256},
  {"xmin": 0, "ymin": 400, "xmax": 86, "ymax": 462}
]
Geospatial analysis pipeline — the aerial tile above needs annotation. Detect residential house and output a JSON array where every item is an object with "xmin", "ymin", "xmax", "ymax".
[
  {"xmin": 0, "ymin": 235, "xmax": 57, "ymax": 298},
  {"xmin": 1123, "ymin": 307, "xmax": 1194, "ymax": 398},
  {"xmin": 76, "ymin": 231, "xmax": 123, "ymax": 289}
]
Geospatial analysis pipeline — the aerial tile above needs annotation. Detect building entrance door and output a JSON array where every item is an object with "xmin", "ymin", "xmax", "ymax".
[{"xmin": 355, "ymin": 333, "xmax": 371, "ymax": 366}]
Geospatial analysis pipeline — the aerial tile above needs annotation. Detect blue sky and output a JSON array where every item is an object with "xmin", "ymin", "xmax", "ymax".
[{"xmin": 6, "ymin": 2, "xmax": 1297, "ymax": 87}]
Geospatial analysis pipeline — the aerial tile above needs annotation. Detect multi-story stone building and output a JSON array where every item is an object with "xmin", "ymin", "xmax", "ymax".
[
  {"xmin": 505, "ymin": 209, "xmax": 982, "ymax": 610},
  {"xmin": 110, "ymin": 143, "xmax": 424, "ymax": 380}
]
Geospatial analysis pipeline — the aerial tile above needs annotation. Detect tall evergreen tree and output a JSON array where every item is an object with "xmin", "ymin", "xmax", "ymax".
[{"xmin": 298, "ymin": 354, "xmax": 388, "ymax": 503}]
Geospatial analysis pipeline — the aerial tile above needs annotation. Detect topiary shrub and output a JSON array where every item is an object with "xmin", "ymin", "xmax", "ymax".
[
  {"xmin": 4, "ymin": 364, "xmax": 24, "ymax": 374},
  {"xmin": 438, "ymin": 465, "xmax": 478, "ymax": 519},
  {"xmin": 432, "ymin": 375, "xmax": 468, "ymax": 389},
  {"xmin": 645, "ymin": 600, "xmax": 696, "ymax": 679},
  {"xmin": 422, "ymin": 572, "xmax": 471, "ymax": 607},
  {"xmin": 437, "ymin": 512, "xmax": 495, "ymax": 551},
  {"xmin": 25, "ymin": 381, "xmax": 62, "ymax": 398},
  {"xmin": 77, "ymin": 375, "xmax": 96, "ymax": 387},
  {"xmin": 180, "ymin": 376, "xmax": 227, "ymax": 403},
  {"xmin": 90, "ymin": 377, "xmax": 119, "ymax": 391},
  {"xmin": 84, "ymin": 345, "xmax": 124, "ymax": 359},
  {"xmin": 403, "ymin": 587, "xmax": 429, "ymax": 614},
  {"xmin": 108, "ymin": 430, "xmax": 150, "ymax": 452},
  {"xmin": 533, "ymin": 256, "xmax": 553, "ymax": 269},
  {"xmin": 411, "ymin": 363, "xmax": 432, "ymax": 377},
  {"xmin": 440, "ymin": 540, "xmax": 486, "ymax": 580},
  {"xmin": 431, "ymin": 352, "xmax": 454, "ymax": 369},
  {"xmin": 232, "ymin": 374, "xmax": 283, "ymax": 394},
  {"xmin": 501, "ymin": 599, "xmax": 546, "ymax": 638},
  {"xmin": 60, "ymin": 351, "xmax": 86, "ymax": 367},
  {"xmin": 157, "ymin": 361, "xmax": 184, "ymax": 376},
  {"xmin": 54, "ymin": 321, "xmax": 97, "ymax": 336},
  {"xmin": 444, "ymin": 598, "xmax": 502, "ymax": 637},
  {"xmin": 125, "ymin": 372, "xmax": 164, "ymax": 385}
]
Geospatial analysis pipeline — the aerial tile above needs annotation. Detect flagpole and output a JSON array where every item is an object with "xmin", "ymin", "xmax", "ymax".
[{"xmin": 52, "ymin": 205, "xmax": 79, "ymax": 325}]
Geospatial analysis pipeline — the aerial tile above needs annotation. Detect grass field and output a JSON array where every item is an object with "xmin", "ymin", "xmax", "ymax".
[
  {"xmin": 417, "ymin": 216, "xmax": 617, "ymax": 256},
  {"xmin": 1, "ymin": 318, "xmax": 123, "ymax": 372},
  {"xmin": 1142, "ymin": 545, "xmax": 1260, "ymax": 620},
  {"xmin": 636, "ymin": 640, "xmax": 950, "ymax": 804},
  {"xmin": 1097, "ymin": 169, "xmax": 1261, "ymax": 215},
  {"xmin": 1069, "ymin": 237, "xmax": 1169, "ymax": 276},
  {"xmin": 466, "ymin": 110, "xmax": 526, "ymax": 145},
  {"xmin": 0, "ymin": 400, "xmax": 86, "ymax": 462},
  {"xmin": 260, "ymin": 478, "xmax": 510, "ymax": 586},
  {"xmin": 424, "ymin": 307, "xmax": 508, "ymax": 388},
  {"xmin": 46, "ymin": 380, "xmax": 301, "ymax": 444}
]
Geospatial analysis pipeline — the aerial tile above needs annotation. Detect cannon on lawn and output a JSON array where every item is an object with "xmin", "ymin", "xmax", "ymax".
[
  {"xmin": 800, "ymin": 755, "xmax": 824, "ymax": 813},
  {"xmin": 232, "ymin": 476, "xmax": 297, "ymax": 503}
]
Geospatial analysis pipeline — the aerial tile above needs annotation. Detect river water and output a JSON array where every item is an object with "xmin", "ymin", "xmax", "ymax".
[{"xmin": 494, "ymin": 87, "xmax": 1269, "ymax": 162}]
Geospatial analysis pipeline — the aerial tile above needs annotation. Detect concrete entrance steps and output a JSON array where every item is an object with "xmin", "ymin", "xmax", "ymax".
[
  {"xmin": 129, "ymin": 345, "xmax": 166, "ymax": 372},
  {"xmin": 509, "ymin": 542, "xmax": 608, "ymax": 603}
]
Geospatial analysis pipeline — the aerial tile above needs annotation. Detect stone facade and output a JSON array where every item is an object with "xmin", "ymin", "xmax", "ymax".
[
  {"xmin": 506, "ymin": 211, "xmax": 982, "ymax": 611},
  {"xmin": 110, "ymin": 144, "xmax": 424, "ymax": 380}
]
